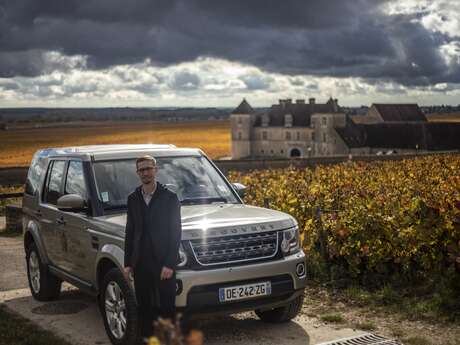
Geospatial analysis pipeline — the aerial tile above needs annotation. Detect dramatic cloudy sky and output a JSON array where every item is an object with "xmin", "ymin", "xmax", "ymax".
[{"xmin": 0, "ymin": 0, "xmax": 459, "ymax": 107}]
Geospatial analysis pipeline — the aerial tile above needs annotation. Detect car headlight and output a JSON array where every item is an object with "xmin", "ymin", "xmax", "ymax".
[
  {"xmin": 281, "ymin": 226, "xmax": 300, "ymax": 255},
  {"xmin": 178, "ymin": 243, "xmax": 188, "ymax": 268}
]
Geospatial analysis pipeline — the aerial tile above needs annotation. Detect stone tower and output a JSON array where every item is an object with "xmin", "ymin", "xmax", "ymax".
[{"xmin": 230, "ymin": 99, "xmax": 256, "ymax": 159}]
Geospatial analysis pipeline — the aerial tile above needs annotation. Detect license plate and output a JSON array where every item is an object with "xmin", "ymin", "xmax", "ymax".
[{"xmin": 219, "ymin": 281, "xmax": 271, "ymax": 302}]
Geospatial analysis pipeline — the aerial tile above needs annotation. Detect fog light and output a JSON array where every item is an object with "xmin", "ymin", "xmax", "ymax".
[{"xmin": 296, "ymin": 263, "xmax": 306, "ymax": 277}]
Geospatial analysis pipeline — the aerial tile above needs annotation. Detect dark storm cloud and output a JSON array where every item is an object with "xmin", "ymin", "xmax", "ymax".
[
  {"xmin": 0, "ymin": 0, "xmax": 459, "ymax": 86},
  {"xmin": 0, "ymin": 79, "xmax": 19, "ymax": 90}
]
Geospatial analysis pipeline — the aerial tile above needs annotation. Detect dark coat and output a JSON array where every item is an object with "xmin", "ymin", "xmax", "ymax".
[{"xmin": 124, "ymin": 182, "xmax": 182, "ymax": 271}]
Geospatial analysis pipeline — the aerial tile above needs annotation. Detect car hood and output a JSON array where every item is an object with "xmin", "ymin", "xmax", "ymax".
[{"xmin": 99, "ymin": 204, "xmax": 296, "ymax": 239}]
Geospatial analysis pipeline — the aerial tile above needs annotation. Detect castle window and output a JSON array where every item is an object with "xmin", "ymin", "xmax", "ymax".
[
  {"xmin": 284, "ymin": 114, "xmax": 293, "ymax": 127},
  {"xmin": 262, "ymin": 114, "xmax": 269, "ymax": 127},
  {"xmin": 281, "ymin": 149, "xmax": 284, "ymax": 154},
  {"xmin": 286, "ymin": 131, "xmax": 291, "ymax": 140},
  {"xmin": 322, "ymin": 117, "xmax": 327, "ymax": 126},
  {"xmin": 237, "ymin": 132, "xmax": 242, "ymax": 140},
  {"xmin": 238, "ymin": 117, "xmax": 242, "ymax": 125},
  {"xmin": 323, "ymin": 133, "xmax": 327, "ymax": 143},
  {"xmin": 312, "ymin": 132, "xmax": 315, "ymax": 141},
  {"xmin": 261, "ymin": 149, "xmax": 264, "ymax": 154},
  {"xmin": 296, "ymin": 132, "xmax": 300, "ymax": 140},
  {"xmin": 262, "ymin": 131, "xmax": 267, "ymax": 140},
  {"xmin": 270, "ymin": 150, "xmax": 274, "ymax": 154}
]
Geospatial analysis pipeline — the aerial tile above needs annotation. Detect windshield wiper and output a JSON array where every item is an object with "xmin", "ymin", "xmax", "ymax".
[{"xmin": 180, "ymin": 197, "xmax": 228, "ymax": 205}]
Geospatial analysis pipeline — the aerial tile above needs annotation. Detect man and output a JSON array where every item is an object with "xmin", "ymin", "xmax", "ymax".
[{"xmin": 123, "ymin": 155, "xmax": 182, "ymax": 339}]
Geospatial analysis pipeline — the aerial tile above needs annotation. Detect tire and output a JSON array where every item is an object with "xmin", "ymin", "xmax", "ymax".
[
  {"xmin": 26, "ymin": 242, "xmax": 61, "ymax": 301},
  {"xmin": 255, "ymin": 294, "xmax": 304, "ymax": 323},
  {"xmin": 99, "ymin": 268, "xmax": 139, "ymax": 345}
]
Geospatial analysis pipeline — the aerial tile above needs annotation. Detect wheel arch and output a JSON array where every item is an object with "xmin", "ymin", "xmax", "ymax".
[
  {"xmin": 95, "ymin": 244, "xmax": 125, "ymax": 292},
  {"xmin": 24, "ymin": 220, "xmax": 49, "ymax": 264}
]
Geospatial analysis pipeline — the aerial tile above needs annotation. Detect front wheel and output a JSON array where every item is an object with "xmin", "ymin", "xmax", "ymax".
[
  {"xmin": 26, "ymin": 242, "xmax": 61, "ymax": 301},
  {"xmin": 255, "ymin": 294, "xmax": 304, "ymax": 323},
  {"xmin": 99, "ymin": 268, "xmax": 139, "ymax": 345}
]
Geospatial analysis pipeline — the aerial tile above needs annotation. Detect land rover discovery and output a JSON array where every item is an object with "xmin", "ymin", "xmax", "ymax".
[{"xmin": 22, "ymin": 144, "xmax": 307, "ymax": 345}]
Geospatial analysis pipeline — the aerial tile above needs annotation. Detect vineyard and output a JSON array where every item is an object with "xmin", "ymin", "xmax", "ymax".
[{"xmin": 229, "ymin": 154, "xmax": 460, "ymax": 290}]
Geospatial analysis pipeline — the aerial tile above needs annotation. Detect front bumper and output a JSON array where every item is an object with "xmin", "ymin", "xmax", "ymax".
[{"xmin": 175, "ymin": 250, "xmax": 307, "ymax": 313}]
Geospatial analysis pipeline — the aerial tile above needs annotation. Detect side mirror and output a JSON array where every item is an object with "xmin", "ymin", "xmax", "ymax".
[
  {"xmin": 232, "ymin": 183, "xmax": 246, "ymax": 198},
  {"xmin": 57, "ymin": 194, "xmax": 87, "ymax": 212}
]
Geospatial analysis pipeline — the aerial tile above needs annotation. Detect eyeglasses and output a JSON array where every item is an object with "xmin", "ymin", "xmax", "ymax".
[{"xmin": 137, "ymin": 166, "xmax": 155, "ymax": 173}]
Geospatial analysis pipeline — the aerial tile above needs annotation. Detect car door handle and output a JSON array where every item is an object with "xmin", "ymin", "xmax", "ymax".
[{"xmin": 56, "ymin": 217, "xmax": 66, "ymax": 225}]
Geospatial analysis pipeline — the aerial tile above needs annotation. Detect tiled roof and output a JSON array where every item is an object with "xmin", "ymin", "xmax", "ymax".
[
  {"xmin": 373, "ymin": 104, "xmax": 427, "ymax": 122},
  {"xmin": 336, "ymin": 121, "xmax": 460, "ymax": 150},
  {"xmin": 255, "ymin": 101, "xmax": 339, "ymax": 127},
  {"xmin": 232, "ymin": 99, "xmax": 255, "ymax": 114}
]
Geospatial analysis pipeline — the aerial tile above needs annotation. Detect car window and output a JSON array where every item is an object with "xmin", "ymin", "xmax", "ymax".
[
  {"xmin": 65, "ymin": 161, "xmax": 87, "ymax": 199},
  {"xmin": 43, "ymin": 160, "xmax": 66, "ymax": 205},
  {"xmin": 25, "ymin": 154, "xmax": 47, "ymax": 196},
  {"xmin": 93, "ymin": 156, "xmax": 239, "ymax": 210}
]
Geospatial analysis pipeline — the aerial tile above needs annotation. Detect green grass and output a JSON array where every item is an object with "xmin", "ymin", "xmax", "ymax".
[
  {"xmin": 0, "ymin": 305, "xmax": 72, "ymax": 345},
  {"xmin": 320, "ymin": 313, "xmax": 345, "ymax": 323}
]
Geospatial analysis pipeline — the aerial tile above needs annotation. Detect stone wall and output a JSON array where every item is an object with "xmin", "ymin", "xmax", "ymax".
[
  {"xmin": 252, "ymin": 126, "xmax": 314, "ymax": 158},
  {"xmin": 4, "ymin": 204, "xmax": 22, "ymax": 233},
  {"xmin": 214, "ymin": 151, "xmax": 459, "ymax": 175}
]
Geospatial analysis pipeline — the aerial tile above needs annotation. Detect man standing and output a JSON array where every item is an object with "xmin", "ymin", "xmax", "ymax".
[{"xmin": 123, "ymin": 155, "xmax": 182, "ymax": 339}]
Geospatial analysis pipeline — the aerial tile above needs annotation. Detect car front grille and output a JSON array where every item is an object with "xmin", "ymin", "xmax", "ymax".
[{"xmin": 189, "ymin": 230, "xmax": 279, "ymax": 266}]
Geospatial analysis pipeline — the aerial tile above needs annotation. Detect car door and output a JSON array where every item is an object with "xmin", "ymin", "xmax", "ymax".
[
  {"xmin": 60, "ymin": 160, "xmax": 97, "ymax": 281},
  {"xmin": 39, "ymin": 159, "xmax": 67, "ymax": 268}
]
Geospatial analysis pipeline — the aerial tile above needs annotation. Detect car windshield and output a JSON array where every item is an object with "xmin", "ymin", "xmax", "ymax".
[{"xmin": 92, "ymin": 156, "xmax": 240, "ymax": 210}]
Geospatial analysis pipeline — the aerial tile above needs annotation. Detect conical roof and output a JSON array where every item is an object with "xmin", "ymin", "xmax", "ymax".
[{"xmin": 232, "ymin": 98, "xmax": 255, "ymax": 114}]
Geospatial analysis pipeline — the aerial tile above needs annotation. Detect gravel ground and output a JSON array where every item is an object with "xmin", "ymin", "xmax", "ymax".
[
  {"xmin": 2, "ymin": 287, "xmax": 363, "ymax": 345},
  {"xmin": 0, "ymin": 232, "xmax": 365, "ymax": 344}
]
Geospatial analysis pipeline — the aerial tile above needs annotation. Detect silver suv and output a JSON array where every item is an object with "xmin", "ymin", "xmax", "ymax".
[{"xmin": 22, "ymin": 144, "xmax": 307, "ymax": 345}]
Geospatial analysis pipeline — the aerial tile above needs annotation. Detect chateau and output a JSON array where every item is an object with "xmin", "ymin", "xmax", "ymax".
[{"xmin": 230, "ymin": 98, "xmax": 460, "ymax": 159}]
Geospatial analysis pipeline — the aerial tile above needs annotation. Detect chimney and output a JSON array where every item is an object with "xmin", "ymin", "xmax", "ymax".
[
  {"xmin": 286, "ymin": 98, "xmax": 292, "ymax": 104},
  {"xmin": 296, "ymin": 99, "xmax": 305, "ymax": 104},
  {"xmin": 309, "ymin": 98, "xmax": 315, "ymax": 105},
  {"xmin": 333, "ymin": 99, "xmax": 339, "ymax": 112}
]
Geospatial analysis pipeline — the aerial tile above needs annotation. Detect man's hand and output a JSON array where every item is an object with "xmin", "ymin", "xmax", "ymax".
[
  {"xmin": 123, "ymin": 266, "xmax": 133, "ymax": 281},
  {"xmin": 160, "ymin": 266, "xmax": 174, "ymax": 280}
]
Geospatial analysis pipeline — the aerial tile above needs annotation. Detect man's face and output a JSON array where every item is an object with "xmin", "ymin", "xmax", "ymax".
[{"xmin": 136, "ymin": 160, "xmax": 158, "ymax": 185}]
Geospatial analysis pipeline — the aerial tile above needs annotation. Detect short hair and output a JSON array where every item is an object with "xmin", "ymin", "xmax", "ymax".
[{"xmin": 136, "ymin": 155, "xmax": 157, "ymax": 169}]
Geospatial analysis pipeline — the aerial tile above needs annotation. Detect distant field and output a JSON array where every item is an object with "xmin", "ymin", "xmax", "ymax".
[
  {"xmin": 0, "ymin": 120, "xmax": 231, "ymax": 167},
  {"xmin": 426, "ymin": 112, "xmax": 460, "ymax": 122}
]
